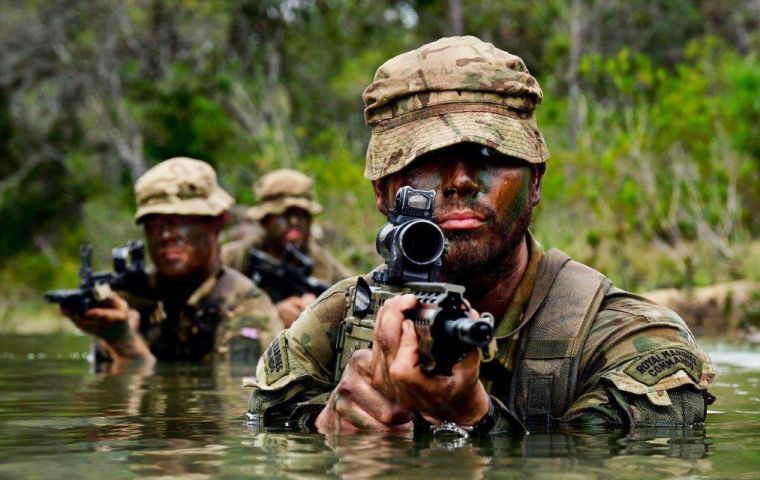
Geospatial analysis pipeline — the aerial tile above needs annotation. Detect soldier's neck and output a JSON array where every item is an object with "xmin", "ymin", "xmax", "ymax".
[
  {"xmin": 264, "ymin": 242, "xmax": 285, "ymax": 260},
  {"xmin": 159, "ymin": 262, "xmax": 219, "ymax": 303},
  {"xmin": 452, "ymin": 237, "xmax": 530, "ymax": 321}
]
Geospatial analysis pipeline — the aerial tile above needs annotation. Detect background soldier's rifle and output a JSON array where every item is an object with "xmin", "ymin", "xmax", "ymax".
[
  {"xmin": 44, "ymin": 241, "xmax": 150, "ymax": 315},
  {"xmin": 248, "ymin": 244, "xmax": 329, "ymax": 302},
  {"xmin": 333, "ymin": 187, "xmax": 495, "ymax": 383}
]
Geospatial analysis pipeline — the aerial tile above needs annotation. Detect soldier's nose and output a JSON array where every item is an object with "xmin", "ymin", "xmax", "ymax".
[
  {"xmin": 443, "ymin": 163, "xmax": 479, "ymax": 198},
  {"xmin": 159, "ymin": 223, "xmax": 179, "ymax": 240}
]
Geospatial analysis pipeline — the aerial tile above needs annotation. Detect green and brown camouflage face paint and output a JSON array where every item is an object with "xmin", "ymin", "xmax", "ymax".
[
  {"xmin": 384, "ymin": 143, "xmax": 535, "ymax": 279},
  {"xmin": 261, "ymin": 207, "xmax": 312, "ymax": 255},
  {"xmin": 142, "ymin": 214, "xmax": 220, "ymax": 279}
]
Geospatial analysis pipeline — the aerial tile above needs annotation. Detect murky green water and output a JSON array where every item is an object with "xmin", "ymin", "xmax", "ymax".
[{"xmin": 0, "ymin": 335, "xmax": 758, "ymax": 479}]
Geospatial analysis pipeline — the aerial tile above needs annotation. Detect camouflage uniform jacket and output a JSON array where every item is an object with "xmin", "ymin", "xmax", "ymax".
[
  {"xmin": 117, "ymin": 266, "xmax": 282, "ymax": 363},
  {"xmin": 247, "ymin": 236, "xmax": 715, "ymax": 432},
  {"xmin": 221, "ymin": 232, "xmax": 351, "ymax": 288}
]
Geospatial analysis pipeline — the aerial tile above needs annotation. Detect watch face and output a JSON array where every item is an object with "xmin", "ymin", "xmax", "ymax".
[{"xmin": 431, "ymin": 421, "xmax": 471, "ymax": 439}]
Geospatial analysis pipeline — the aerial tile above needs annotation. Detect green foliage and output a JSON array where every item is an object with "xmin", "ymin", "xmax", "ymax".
[
  {"xmin": 1, "ymin": 0, "xmax": 759, "ymax": 329},
  {"xmin": 299, "ymin": 130, "xmax": 382, "ymax": 271},
  {"xmin": 131, "ymin": 63, "xmax": 240, "ymax": 163},
  {"xmin": 535, "ymin": 35, "xmax": 759, "ymax": 290}
]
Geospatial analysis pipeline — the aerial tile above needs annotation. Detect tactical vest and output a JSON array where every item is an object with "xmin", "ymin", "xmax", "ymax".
[
  {"xmin": 138, "ymin": 268, "xmax": 237, "ymax": 361},
  {"xmin": 506, "ymin": 248, "xmax": 611, "ymax": 427}
]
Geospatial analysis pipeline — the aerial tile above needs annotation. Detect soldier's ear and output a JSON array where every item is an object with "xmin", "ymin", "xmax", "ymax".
[
  {"xmin": 213, "ymin": 212, "xmax": 230, "ymax": 233},
  {"xmin": 372, "ymin": 180, "xmax": 389, "ymax": 216},
  {"xmin": 530, "ymin": 164, "xmax": 546, "ymax": 207}
]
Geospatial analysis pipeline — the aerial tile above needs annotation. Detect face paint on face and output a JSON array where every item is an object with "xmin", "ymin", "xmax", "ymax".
[
  {"xmin": 383, "ymin": 144, "xmax": 536, "ymax": 279},
  {"xmin": 142, "ymin": 214, "xmax": 219, "ymax": 278},
  {"xmin": 442, "ymin": 166, "xmax": 532, "ymax": 278},
  {"xmin": 262, "ymin": 207, "xmax": 312, "ymax": 252}
]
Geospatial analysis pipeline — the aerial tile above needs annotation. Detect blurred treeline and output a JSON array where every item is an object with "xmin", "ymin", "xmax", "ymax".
[{"xmin": 1, "ymin": 0, "xmax": 759, "ymax": 329}]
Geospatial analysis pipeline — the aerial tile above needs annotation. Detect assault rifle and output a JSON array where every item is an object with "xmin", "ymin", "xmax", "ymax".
[
  {"xmin": 44, "ymin": 241, "xmax": 150, "ymax": 315},
  {"xmin": 332, "ymin": 186, "xmax": 494, "ymax": 383},
  {"xmin": 248, "ymin": 244, "xmax": 329, "ymax": 303}
]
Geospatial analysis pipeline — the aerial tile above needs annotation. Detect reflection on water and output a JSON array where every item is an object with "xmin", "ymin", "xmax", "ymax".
[{"xmin": 0, "ymin": 335, "xmax": 758, "ymax": 479}]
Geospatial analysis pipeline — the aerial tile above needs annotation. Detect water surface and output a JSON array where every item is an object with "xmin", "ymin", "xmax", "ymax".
[{"xmin": 0, "ymin": 335, "xmax": 758, "ymax": 479}]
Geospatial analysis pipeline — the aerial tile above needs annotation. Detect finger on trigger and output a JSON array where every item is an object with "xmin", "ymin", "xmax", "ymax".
[{"xmin": 85, "ymin": 308, "xmax": 127, "ymax": 322}]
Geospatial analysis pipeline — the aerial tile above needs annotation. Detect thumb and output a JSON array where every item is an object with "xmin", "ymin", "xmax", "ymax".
[
  {"xmin": 109, "ymin": 292, "xmax": 129, "ymax": 312},
  {"xmin": 392, "ymin": 319, "xmax": 419, "ymax": 367}
]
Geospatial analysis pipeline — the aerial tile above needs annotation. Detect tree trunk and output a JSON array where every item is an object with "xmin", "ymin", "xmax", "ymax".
[
  {"xmin": 567, "ymin": 0, "xmax": 583, "ymax": 150},
  {"xmin": 448, "ymin": 0, "xmax": 463, "ymax": 36}
]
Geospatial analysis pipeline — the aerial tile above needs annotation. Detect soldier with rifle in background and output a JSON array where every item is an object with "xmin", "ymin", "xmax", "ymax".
[
  {"xmin": 50, "ymin": 157, "xmax": 280, "ymax": 367},
  {"xmin": 246, "ymin": 36, "xmax": 715, "ymax": 436},
  {"xmin": 222, "ymin": 169, "xmax": 351, "ymax": 328}
]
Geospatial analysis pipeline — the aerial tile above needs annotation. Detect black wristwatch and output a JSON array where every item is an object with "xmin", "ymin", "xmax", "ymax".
[{"xmin": 469, "ymin": 396, "xmax": 496, "ymax": 436}]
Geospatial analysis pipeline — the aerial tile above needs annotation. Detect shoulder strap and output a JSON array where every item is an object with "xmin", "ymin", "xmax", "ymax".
[
  {"xmin": 509, "ymin": 248, "xmax": 611, "ymax": 428},
  {"xmin": 198, "ymin": 268, "xmax": 243, "ymax": 316}
]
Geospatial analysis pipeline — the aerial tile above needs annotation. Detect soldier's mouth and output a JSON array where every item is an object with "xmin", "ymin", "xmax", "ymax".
[
  {"xmin": 158, "ymin": 247, "xmax": 188, "ymax": 260},
  {"xmin": 438, "ymin": 210, "xmax": 486, "ymax": 230},
  {"xmin": 284, "ymin": 228, "xmax": 303, "ymax": 242}
]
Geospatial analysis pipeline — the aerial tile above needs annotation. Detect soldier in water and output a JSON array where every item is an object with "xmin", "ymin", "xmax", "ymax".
[
  {"xmin": 61, "ymin": 157, "xmax": 281, "ymax": 367},
  {"xmin": 222, "ymin": 169, "xmax": 351, "ymax": 328},
  {"xmin": 246, "ymin": 37, "xmax": 715, "ymax": 434}
]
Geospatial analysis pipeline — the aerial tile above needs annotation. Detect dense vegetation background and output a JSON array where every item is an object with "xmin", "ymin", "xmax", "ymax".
[{"xmin": 1, "ymin": 0, "xmax": 759, "ymax": 331}]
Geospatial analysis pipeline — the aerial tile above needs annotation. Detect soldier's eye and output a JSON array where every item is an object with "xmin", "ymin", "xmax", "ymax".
[{"xmin": 479, "ymin": 146, "xmax": 503, "ymax": 160}]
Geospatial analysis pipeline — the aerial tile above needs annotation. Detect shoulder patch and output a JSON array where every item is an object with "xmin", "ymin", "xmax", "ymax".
[
  {"xmin": 263, "ymin": 334, "xmax": 290, "ymax": 385},
  {"xmin": 624, "ymin": 347, "xmax": 702, "ymax": 386}
]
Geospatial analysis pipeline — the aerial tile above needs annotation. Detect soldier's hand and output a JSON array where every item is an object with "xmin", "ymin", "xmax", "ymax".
[
  {"xmin": 276, "ymin": 293, "xmax": 317, "ymax": 328},
  {"xmin": 369, "ymin": 294, "xmax": 490, "ymax": 426},
  {"xmin": 315, "ymin": 348, "xmax": 413, "ymax": 433},
  {"xmin": 63, "ymin": 292, "xmax": 137, "ymax": 342}
]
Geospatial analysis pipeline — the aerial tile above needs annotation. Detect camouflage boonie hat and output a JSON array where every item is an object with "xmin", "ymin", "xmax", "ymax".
[
  {"xmin": 363, "ymin": 35, "xmax": 550, "ymax": 181},
  {"xmin": 246, "ymin": 169, "xmax": 323, "ymax": 221},
  {"xmin": 134, "ymin": 157, "xmax": 234, "ymax": 222}
]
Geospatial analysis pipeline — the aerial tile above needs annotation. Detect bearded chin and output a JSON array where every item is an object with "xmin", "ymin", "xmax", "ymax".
[{"xmin": 441, "ymin": 205, "xmax": 533, "ymax": 281}]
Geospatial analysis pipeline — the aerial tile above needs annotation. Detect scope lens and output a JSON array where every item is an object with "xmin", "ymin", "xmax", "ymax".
[{"xmin": 398, "ymin": 220, "xmax": 445, "ymax": 265}]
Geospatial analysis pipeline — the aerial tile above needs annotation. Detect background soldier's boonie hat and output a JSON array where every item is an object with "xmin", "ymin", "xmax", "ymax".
[
  {"xmin": 246, "ymin": 169, "xmax": 323, "ymax": 221},
  {"xmin": 362, "ymin": 35, "xmax": 550, "ymax": 181},
  {"xmin": 134, "ymin": 157, "xmax": 234, "ymax": 222}
]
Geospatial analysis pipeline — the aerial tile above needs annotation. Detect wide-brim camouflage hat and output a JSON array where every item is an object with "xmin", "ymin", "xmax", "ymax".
[
  {"xmin": 246, "ymin": 169, "xmax": 323, "ymax": 221},
  {"xmin": 362, "ymin": 36, "xmax": 550, "ymax": 181},
  {"xmin": 134, "ymin": 157, "xmax": 235, "ymax": 222}
]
